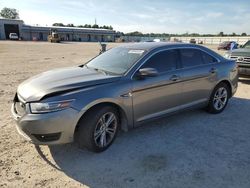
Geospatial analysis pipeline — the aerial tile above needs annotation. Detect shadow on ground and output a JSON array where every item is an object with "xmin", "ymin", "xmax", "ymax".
[{"xmin": 37, "ymin": 97, "xmax": 250, "ymax": 188}]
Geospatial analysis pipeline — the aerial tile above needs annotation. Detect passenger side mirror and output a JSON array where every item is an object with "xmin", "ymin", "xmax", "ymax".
[{"xmin": 136, "ymin": 68, "xmax": 158, "ymax": 78}]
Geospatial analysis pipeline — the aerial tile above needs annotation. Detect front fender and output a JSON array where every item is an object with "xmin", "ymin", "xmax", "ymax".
[{"xmin": 69, "ymin": 81, "xmax": 133, "ymax": 131}]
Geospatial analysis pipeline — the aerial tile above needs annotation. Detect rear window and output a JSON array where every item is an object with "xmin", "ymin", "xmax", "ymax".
[
  {"xmin": 201, "ymin": 52, "xmax": 218, "ymax": 64},
  {"xmin": 180, "ymin": 49, "xmax": 203, "ymax": 68},
  {"xmin": 200, "ymin": 51, "xmax": 217, "ymax": 64}
]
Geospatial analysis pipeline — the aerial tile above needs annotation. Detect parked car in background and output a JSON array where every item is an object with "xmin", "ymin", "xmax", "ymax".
[
  {"xmin": 12, "ymin": 42, "xmax": 238, "ymax": 152},
  {"xmin": 173, "ymin": 38, "xmax": 182, "ymax": 42},
  {"xmin": 189, "ymin": 38, "xmax": 196, "ymax": 44},
  {"xmin": 218, "ymin": 41, "xmax": 238, "ymax": 50},
  {"xmin": 9, "ymin": 33, "xmax": 19, "ymax": 40},
  {"xmin": 224, "ymin": 40, "xmax": 250, "ymax": 76}
]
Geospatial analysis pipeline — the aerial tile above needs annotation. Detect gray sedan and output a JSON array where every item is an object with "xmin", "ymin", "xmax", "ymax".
[{"xmin": 11, "ymin": 42, "xmax": 238, "ymax": 152}]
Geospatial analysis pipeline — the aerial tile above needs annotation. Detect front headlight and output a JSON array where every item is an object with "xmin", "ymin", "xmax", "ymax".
[
  {"xmin": 30, "ymin": 100, "xmax": 74, "ymax": 113},
  {"xmin": 224, "ymin": 53, "xmax": 231, "ymax": 59}
]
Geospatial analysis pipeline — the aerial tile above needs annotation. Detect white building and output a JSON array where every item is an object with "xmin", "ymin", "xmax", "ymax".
[{"xmin": 0, "ymin": 18, "xmax": 116, "ymax": 42}]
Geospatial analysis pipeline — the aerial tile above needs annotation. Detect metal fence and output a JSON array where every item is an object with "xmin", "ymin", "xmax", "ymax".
[
  {"xmin": 170, "ymin": 36, "xmax": 250, "ymax": 45},
  {"xmin": 120, "ymin": 36, "xmax": 169, "ymax": 42}
]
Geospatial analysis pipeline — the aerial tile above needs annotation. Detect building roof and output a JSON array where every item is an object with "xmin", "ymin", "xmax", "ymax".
[
  {"xmin": 0, "ymin": 17, "xmax": 22, "ymax": 21},
  {"xmin": 0, "ymin": 18, "xmax": 115, "ymax": 34},
  {"xmin": 23, "ymin": 24, "xmax": 115, "ymax": 32},
  {"xmin": 21, "ymin": 24, "xmax": 115, "ymax": 34},
  {"xmin": 0, "ymin": 18, "xmax": 24, "ymax": 23}
]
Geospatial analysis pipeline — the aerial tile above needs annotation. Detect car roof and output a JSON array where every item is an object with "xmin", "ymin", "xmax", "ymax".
[
  {"xmin": 116, "ymin": 41, "xmax": 224, "ymax": 61},
  {"xmin": 117, "ymin": 42, "xmax": 199, "ymax": 51}
]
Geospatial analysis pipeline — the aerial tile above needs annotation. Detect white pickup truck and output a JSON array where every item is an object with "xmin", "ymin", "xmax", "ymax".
[{"xmin": 9, "ymin": 33, "xmax": 19, "ymax": 40}]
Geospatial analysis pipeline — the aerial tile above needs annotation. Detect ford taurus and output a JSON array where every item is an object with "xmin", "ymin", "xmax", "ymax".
[{"xmin": 11, "ymin": 42, "xmax": 238, "ymax": 152}]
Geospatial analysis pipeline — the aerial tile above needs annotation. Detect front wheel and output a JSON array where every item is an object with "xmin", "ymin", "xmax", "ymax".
[
  {"xmin": 206, "ymin": 83, "xmax": 229, "ymax": 114},
  {"xmin": 75, "ymin": 106, "xmax": 119, "ymax": 152}
]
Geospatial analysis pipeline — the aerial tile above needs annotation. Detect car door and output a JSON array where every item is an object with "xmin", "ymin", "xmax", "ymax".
[
  {"xmin": 131, "ymin": 49, "xmax": 183, "ymax": 123},
  {"xmin": 179, "ymin": 48, "xmax": 219, "ymax": 106}
]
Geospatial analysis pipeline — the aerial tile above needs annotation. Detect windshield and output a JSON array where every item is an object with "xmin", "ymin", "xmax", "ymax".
[
  {"xmin": 86, "ymin": 47, "xmax": 145, "ymax": 75},
  {"xmin": 243, "ymin": 41, "xmax": 250, "ymax": 49}
]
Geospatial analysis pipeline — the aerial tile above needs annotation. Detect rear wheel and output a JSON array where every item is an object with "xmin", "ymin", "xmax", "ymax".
[
  {"xmin": 206, "ymin": 83, "xmax": 229, "ymax": 114},
  {"xmin": 75, "ymin": 106, "xmax": 119, "ymax": 152}
]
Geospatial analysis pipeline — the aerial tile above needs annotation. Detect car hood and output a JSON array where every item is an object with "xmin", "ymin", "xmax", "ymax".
[
  {"xmin": 230, "ymin": 48, "xmax": 250, "ymax": 56},
  {"xmin": 17, "ymin": 66, "xmax": 121, "ymax": 102}
]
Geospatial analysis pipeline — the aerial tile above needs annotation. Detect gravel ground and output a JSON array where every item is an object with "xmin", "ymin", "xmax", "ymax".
[{"xmin": 0, "ymin": 41, "xmax": 250, "ymax": 188}]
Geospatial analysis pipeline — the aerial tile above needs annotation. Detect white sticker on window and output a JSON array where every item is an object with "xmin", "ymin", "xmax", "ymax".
[{"xmin": 128, "ymin": 50, "xmax": 145, "ymax": 54}]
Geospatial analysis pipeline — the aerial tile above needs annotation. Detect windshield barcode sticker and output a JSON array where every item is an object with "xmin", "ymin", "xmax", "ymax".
[{"xmin": 128, "ymin": 50, "xmax": 145, "ymax": 54}]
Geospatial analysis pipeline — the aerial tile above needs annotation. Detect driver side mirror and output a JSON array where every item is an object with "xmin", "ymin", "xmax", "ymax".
[{"xmin": 136, "ymin": 68, "xmax": 158, "ymax": 79}]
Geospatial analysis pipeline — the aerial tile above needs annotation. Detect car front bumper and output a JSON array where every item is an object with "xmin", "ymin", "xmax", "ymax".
[
  {"xmin": 11, "ymin": 104, "xmax": 80, "ymax": 145},
  {"xmin": 238, "ymin": 64, "xmax": 250, "ymax": 76}
]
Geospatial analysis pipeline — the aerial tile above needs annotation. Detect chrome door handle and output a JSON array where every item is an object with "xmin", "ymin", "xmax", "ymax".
[{"xmin": 170, "ymin": 75, "xmax": 180, "ymax": 81}]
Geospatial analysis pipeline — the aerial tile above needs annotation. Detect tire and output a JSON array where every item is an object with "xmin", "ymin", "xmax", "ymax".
[
  {"xmin": 75, "ymin": 106, "xmax": 119, "ymax": 152},
  {"xmin": 206, "ymin": 83, "xmax": 230, "ymax": 114}
]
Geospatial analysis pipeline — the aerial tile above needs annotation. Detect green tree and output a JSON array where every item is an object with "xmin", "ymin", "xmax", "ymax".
[
  {"xmin": 218, "ymin": 31, "xmax": 224, "ymax": 36},
  {"xmin": 82, "ymin": 24, "xmax": 90, "ymax": 28},
  {"xmin": 109, "ymin": 25, "xmax": 113, "ymax": 30},
  {"xmin": 66, "ymin": 23, "xmax": 74, "ymax": 27},
  {"xmin": 241, "ymin": 32, "xmax": 247, "ymax": 36},
  {"xmin": 0, "ymin": 7, "xmax": 19, "ymax": 19},
  {"xmin": 52, "ymin": 23, "xmax": 65, "ymax": 27},
  {"xmin": 125, "ymin": 31, "xmax": 143, "ymax": 36},
  {"xmin": 92, "ymin": 24, "xmax": 99, "ymax": 28}
]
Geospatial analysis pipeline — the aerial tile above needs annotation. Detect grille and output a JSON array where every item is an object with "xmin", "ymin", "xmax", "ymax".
[{"xmin": 230, "ymin": 56, "xmax": 250, "ymax": 64}]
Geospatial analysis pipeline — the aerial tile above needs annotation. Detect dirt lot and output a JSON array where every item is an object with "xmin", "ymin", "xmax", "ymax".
[{"xmin": 0, "ymin": 41, "xmax": 250, "ymax": 188}]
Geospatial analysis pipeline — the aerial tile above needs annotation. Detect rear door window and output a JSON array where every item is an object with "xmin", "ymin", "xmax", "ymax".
[
  {"xmin": 180, "ymin": 49, "xmax": 203, "ymax": 68},
  {"xmin": 200, "ymin": 51, "xmax": 218, "ymax": 64},
  {"xmin": 142, "ymin": 49, "xmax": 178, "ymax": 73}
]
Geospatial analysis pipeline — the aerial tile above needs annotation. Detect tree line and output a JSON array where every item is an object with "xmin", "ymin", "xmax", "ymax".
[{"xmin": 52, "ymin": 23, "xmax": 113, "ymax": 30}]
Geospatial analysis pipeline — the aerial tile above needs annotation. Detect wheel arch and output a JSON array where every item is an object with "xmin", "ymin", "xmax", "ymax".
[
  {"xmin": 216, "ymin": 79, "xmax": 233, "ymax": 98},
  {"xmin": 74, "ymin": 100, "xmax": 130, "ymax": 138}
]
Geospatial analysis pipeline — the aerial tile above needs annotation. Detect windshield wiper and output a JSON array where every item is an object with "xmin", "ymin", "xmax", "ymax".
[
  {"xmin": 84, "ymin": 64, "xmax": 120, "ymax": 75},
  {"xmin": 87, "ymin": 66, "xmax": 109, "ymax": 75}
]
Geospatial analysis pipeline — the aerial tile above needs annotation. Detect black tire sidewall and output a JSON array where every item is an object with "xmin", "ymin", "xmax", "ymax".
[{"xmin": 76, "ymin": 106, "xmax": 119, "ymax": 152}]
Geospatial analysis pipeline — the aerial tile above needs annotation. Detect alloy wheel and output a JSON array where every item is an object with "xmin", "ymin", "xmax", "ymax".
[
  {"xmin": 94, "ymin": 112, "xmax": 117, "ymax": 148},
  {"xmin": 213, "ymin": 87, "xmax": 228, "ymax": 111}
]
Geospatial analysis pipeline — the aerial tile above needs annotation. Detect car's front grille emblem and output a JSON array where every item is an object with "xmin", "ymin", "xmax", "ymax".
[{"xmin": 237, "ymin": 57, "xmax": 244, "ymax": 62}]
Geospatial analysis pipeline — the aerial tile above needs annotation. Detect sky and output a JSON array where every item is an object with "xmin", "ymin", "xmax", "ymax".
[{"xmin": 0, "ymin": 0, "xmax": 250, "ymax": 34}]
